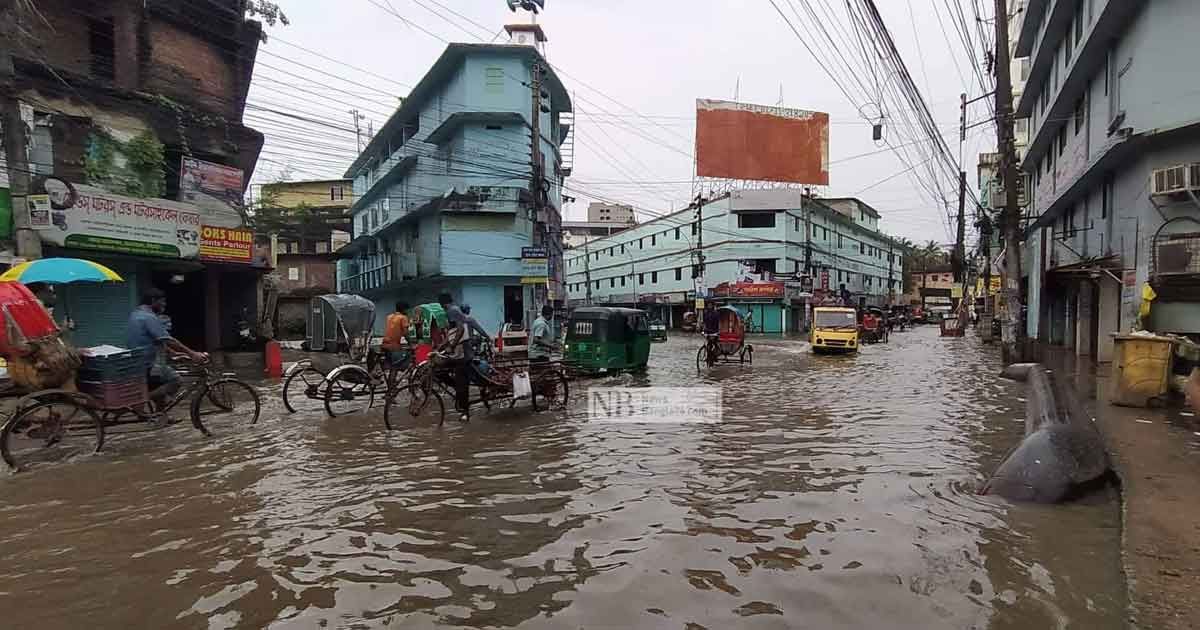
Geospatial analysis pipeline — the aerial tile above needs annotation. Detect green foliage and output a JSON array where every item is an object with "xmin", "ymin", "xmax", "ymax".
[
  {"xmin": 83, "ymin": 130, "xmax": 166, "ymax": 199},
  {"xmin": 245, "ymin": 1, "xmax": 290, "ymax": 42}
]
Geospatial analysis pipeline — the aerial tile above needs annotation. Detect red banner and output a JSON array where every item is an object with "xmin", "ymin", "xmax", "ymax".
[
  {"xmin": 712, "ymin": 281, "xmax": 785, "ymax": 298},
  {"xmin": 695, "ymin": 99, "xmax": 829, "ymax": 185},
  {"xmin": 200, "ymin": 225, "xmax": 253, "ymax": 263}
]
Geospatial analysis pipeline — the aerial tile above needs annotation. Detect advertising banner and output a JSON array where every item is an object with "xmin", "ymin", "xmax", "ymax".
[
  {"xmin": 200, "ymin": 225, "xmax": 253, "ymax": 263},
  {"xmin": 521, "ymin": 246, "xmax": 549, "ymax": 284},
  {"xmin": 711, "ymin": 281, "xmax": 785, "ymax": 299},
  {"xmin": 179, "ymin": 158, "xmax": 245, "ymax": 224},
  {"xmin": 695, "ymin": 99, "xmax": 829, "ymax": 185},
  {"xmin": 37, "ymin": 184, "xmax": 201, "ymax": 258}
]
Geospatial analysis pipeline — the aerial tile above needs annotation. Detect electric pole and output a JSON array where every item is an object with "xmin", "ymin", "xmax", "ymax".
[
  {"xmin": 1, "ymin": 2, "xmax": 42, "ymax": 260},
  {"xmin": 350, "ymin": 109, "xmax": 365, "ymax": 152},
  {"xmin": 994, "ymin": 0, "xmax": 1025, "ymax": 361},
  {"xmin": 529, "ymin": 60, "xmax": 546, "ymax": 321},
  {"xmin": 583, "ymin": 239, "xmax": 593, "ymax": 305},
  {"xmin": 693, "ymin": 194, "xmax": 706, "ymax": 310},
  {"xmin": 955, "ymin": 170, "xmax": 966, "ymax": 285}
]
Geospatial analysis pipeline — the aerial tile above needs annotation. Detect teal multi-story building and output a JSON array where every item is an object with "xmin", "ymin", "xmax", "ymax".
[
  {"xmin": 338, "ymin": 25, "xmax": 572, "ymax": 336},
  {"xmin": 565, "ymin": 190, "xmax": 903, "ymax": 333}
]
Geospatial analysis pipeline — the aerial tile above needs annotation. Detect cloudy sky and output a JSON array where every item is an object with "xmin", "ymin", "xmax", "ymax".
[{"xmin": 247, "ymin": 0, "xmax": 1000, "ymax": 246}]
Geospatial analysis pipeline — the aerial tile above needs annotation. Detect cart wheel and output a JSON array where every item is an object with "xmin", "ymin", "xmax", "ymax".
[
  {"xmin": 190, "ymin": 378, "xmax": 260, "ymax": 435},
  {"xmin": 323, "ymin": 369, "xmax": 375, "ymax": 417},
  {"xmin": 283, "ymin": 366, "xmax": 326, "ymax": 414},
  {"xmin": 745, "ymin": 346, "xmax": 753, "ymax": 365},
  {"xmin": 406, "ymin": 385, "xmax": 445, "ymax": 425},
  {"xmin": 1, "ymin": 399, "xmax": 104, "ymax": 472},
  {"xmin": 382, "ymin": 378, "xmax": 415, "ymax": 431},
  {"xmin": 532, "ymin": 370, "xmax": 570, "ymax": 412}
]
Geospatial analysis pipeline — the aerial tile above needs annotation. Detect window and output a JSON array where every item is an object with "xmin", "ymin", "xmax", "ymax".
[
  {"xmin": 1020, "ymin": 58, "xmax": 1031, "ymax": 81},
  {"xmin": 359, "ymin": 214, "xmax": 368, "ymax": 235},
  {"xmin": 330, "ymin": 186, "xmax": 345, "ymax": 201},
  {"xmin": 1058, "ymin": 127, "xmax": 1067, "ymax": 155},
  {"xmin": 691, "ymin": 222, "xmax": 697, "ymax": 236},
  {"xmin": 316, "ymin": 241, "xmax": 329, "ymax": 254},
  {"xmin": 1111, "ymin": 56, "xmax": 1130, "ymax": 125},
  {"xmin": 609, "ymin": 247, "xmax": 614, "ymax": 256},
  {"xmin": 1074, "ymin": 95, "xmax": 1086, "ymax": 135},
  {"xmin": 381, "ymin": 197, "xmax": 389, "ymax": 221},
  {"xmin": 838, "ymin": 234, "xmax": 845, "ymax": 249},
  {"xmin": 795, "ymin": 217, "xmax": 800, "ymax": 232},
  {"xmin": 859, "ymin": 242, "xmax": 865, "ymax": 255},
  {"xmin": 675, "ymin": 267, "xmax": 682, "ymax": 281},
  {"xmin": 621, "ymin": 276, "xmax": 626, "ymax": 287},
  {"xmin": 620, "ymin": 244, "xmax": 625, "ymax": 254},
  {"xmin": 639, "ymin": 238, "xmax": 644, "ymax": 249},
  {"xmin": 1065, "ymin": 22, "xmax": 1074, "ymax": 62},
  {"xmin": 638, "ymin": 273, "xmax": 645, "ymax": 285},
  {"xmin": 485, "ymin": 67, "xmax": 505, "ymax": 94},
  {"xmin": 1074, "ymin": 1, "xmax": 1084, "ymax": 43},
  {"xmin": 651, "ymin": 234, "xmax": 656, "ymax": 246},
  {"xmin": 88, "ymin": 17, "xmax": 116, "ymax": 80},
  {"xmin": 595, "ymin": 281, "xmax": 600, "ymax": 289},
  {"xmin": 737, "ymin": 212, "xmax": 776, "ymax": 229},
  {"xmin": 674, "ymin": 228, "xmax": 680, "ymax": 240},
  {"xmin": 651, "ymin": 271, "xmax": 658, "ymax": 283}
]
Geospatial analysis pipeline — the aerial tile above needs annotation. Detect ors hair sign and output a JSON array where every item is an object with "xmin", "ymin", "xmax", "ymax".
[{"xmin": 200, "ymin": 225, "xmax": 254, "ymax": 263}]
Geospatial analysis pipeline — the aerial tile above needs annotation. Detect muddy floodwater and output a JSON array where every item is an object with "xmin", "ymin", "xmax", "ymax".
[{"xmin": 0, "ymin": 326, "xmax": 1125, "ymax": 629}]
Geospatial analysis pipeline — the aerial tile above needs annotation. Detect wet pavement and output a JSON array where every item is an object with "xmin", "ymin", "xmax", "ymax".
[{"xmin": 0, "ymin": 326, "xmax": 1126, "ymax": 629}]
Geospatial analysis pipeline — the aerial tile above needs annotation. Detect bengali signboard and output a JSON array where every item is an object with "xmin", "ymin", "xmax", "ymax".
[
  {"xmin": 35, "ymin": 184, "xmax": 200, "ymax": 258},
  {"xmin": 711, "ymin": 281, "xmax": 785, "ymax": 299},
  {"xmin": 179, "ymin": 158, "xmax": 245, "ymax": 224},
  {"xmin": 200, "ymin": 225, "xmax": 253, "ymax": 263},
  {"xmin": 521, "ymin": 246, "xmax": 549, "ymax": 285}
]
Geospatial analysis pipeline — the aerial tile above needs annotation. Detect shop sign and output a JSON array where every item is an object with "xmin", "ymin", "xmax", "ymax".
[
  {"xmin": 521, "ymin": 246, "xmax": 548, "ymax": 284},
  {"xmin": 179, "ymin": 158, "xmax": 245, "ymax": 222},
  {"xmin": 951, "ymin": 286, "xmax": 964, "ymax": 299},
  {"xmin": 35, "ymin": 184, "xmax": 200, "ymax": 258},
  {"xmin": 711, "ymin": 281, "xmax": 785, "ymax": 299},
  {"xmin": 820, "ymin": 269, "xmax": 830, "ymax": 290},
  {"xmin": 27, "ymin": 194, "xmax": 51, "ymax": 229},
  {"xmin": 200, "ymin": 225, "xmax": 253, "ymax": 263}
]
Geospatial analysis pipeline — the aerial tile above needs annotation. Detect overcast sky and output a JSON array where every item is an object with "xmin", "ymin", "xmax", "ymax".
[{"xmin": 248, "ymin": 0, "xmax": 999, "ymax": 246}]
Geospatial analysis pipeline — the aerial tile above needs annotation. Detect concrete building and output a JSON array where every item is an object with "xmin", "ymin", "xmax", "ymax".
[
  {"xmin": 1014, "ymin": 0, "xmax": 1200, "ymax": 362},
  {"xmin": 258, "ymin": 179, "xmax": 354, "ymax": 339},
  {"xmin": 562, "ymin": 221, "xmax": 631, "ymax": 250},
  {"xmin": 1, "ymin": 0, "xmax": 266, "ymax": 351},
  {"xmin": 586, "ymin": 201, "xmax": 636, "ymax": 224},
  {"xmin": 565, "ymin": 189, "xmax": 903, "ymax": 333},
  {"xmin": 337, "ymin": 28, "xmax": 572, "ymax": 337}
]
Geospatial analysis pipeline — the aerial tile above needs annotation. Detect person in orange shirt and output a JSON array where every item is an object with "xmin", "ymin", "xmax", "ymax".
[{"xmin": 381, "ymin": 302, "xmax": 412, "ymax": 369}]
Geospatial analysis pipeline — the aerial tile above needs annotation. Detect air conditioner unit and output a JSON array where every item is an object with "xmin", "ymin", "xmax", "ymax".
[
  {"xmin": 1152, "ymin": 165, "xmax": 1189, "ymax": 196},
  {"xmin": 988, "ymin": 174, "xmax": 1031, "ymax": 208}
]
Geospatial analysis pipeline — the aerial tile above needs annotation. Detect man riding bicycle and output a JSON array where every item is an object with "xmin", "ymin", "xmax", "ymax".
[{"xmin": 126, "ymin": 288, "xmax": 207, "ymax": 413}]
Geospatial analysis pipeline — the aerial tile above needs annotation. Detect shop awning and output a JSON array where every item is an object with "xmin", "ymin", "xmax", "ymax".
[{"xmin": 1047, "ymin": 255, "xmax": 1124, "ymax": 280}]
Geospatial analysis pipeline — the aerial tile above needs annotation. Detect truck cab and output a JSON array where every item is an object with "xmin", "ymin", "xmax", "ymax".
[{"xmin": 811, "ymin": 307, "xmax": 859, "ymax": 354}]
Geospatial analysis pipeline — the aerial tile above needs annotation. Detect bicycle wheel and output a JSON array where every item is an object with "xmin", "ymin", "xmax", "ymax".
[
  {"xmin": 381, "ymin": 370, "xmax": 415, "ymax": 430},
  {"xmin": 190, "ymin": 378, "xmax": 261, "ymax": 434},
  {"xmin": 531, "ymin": 370, "xmax": 570, "ymax": 412},
  {"xmin": 282, "ymin": 366, "xmax": 326, "ymax": 414},
  {"xmin": 323, "ymin": 367, "xmax": 376, "ymax": 417},
  {"xmin": 405, "ymin": 382, "xmax": 446, "ymax": 425},
  {"xmin": 696, "ymin": 345, "xmax": 707, "ymax": 371},
  {"xmin": 1, "ymin": 399, "xmax": 104, "ymax": 472}
]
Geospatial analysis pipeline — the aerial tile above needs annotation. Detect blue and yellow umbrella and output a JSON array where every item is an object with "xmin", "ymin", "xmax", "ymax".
[{"xmin": 0, "ymin": 257, "xmax": 124, "ymax": 284}]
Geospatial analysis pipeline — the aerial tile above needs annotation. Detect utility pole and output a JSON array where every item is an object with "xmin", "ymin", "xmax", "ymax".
[
  {"xmin": 583, "ymin": 239, "xmax": 593, "ymax": 305},
  {"xmin": 1, "ymin": 3, "xmax": 41, "ymax": 261},
  {"xmin": 528, "ymin": 60, "xmax": 547, "ymax": 322},
  {"xmin": 349, "ymin": 109, "xmax": 365, "ymax": 152},
  {"xmin": 693, "ymin": 194, "xmax": 706, "ymax": 309},
  {"xmin": 955, "ymin": 170, "xmax": 967, "ymax": 285},
  {"xmin": 887, "ymin": 239, "xmax": 895, "ymax": 306},
  {"xmin": 994, "ymin": 0, "xmax": 1025, "ymax": 361}
]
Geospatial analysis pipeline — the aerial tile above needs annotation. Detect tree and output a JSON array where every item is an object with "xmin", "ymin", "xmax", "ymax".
[{"xmin": 245, "ymin": 1, "xmax": 289, "ymax": 41}]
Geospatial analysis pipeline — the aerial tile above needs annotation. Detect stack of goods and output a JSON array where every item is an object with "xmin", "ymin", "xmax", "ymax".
[{"xmin": 77, "ymin": 346, "xmax": 148, "ymax": 409}]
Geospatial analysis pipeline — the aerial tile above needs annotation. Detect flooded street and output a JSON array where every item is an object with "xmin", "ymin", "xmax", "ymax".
[{"xmin": 0, "ymin": 326, "xmax": 1125, "ymax": 629}]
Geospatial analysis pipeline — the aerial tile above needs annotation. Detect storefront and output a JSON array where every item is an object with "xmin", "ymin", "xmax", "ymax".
[
  {"xmin": 710, "ymin": 281, "xmax": 788, "ymax": 334},
  {"xmin": 31, "ymin": 183, "xmax": 263, "ymax": 350}
]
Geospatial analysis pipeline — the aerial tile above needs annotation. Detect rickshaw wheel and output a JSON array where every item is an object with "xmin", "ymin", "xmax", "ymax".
[
  {"xmin": 1, "ymin": 399, "xmax": 104, "ymax": 472},
  {"xmin": 532, "ymin": 370, "xmax": 570, "ymax": 412},
  {"xmin": 406, "ymin": 382, "xmax": 445, "ymax": 425},
  {"xmin": 283, "ymin": 366, "xmax": 326, "ymax": 414},
  {"xmin": 695, "ymin": 346, "xmax": 706, "ymax": 371},
  {"xmin": 323, "ymin": 369, "xmax": 375, "ymax": 417}
]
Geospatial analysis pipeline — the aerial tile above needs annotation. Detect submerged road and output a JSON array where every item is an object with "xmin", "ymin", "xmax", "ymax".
[{"xmin": 0, "ymin": 326, "xmax": 1125, "ymax": 629}]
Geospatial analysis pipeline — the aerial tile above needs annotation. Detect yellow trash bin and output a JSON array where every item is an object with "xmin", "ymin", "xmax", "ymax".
[{"xmin": 1111, "ymin": 334, "xmax": 1175, "ymax": 407}]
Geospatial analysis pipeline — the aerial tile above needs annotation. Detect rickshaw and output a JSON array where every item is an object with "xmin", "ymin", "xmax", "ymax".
[
  {"xmin": 283, "ymin": 294, "xmax": 403, "ymax": 417},
  {"xmin": 649, "ymin": 319, "xmax": 668, "ymax": 342},
  {"xmin": 681, "ymin": 311, "xmax": 697, "ymax": 333},
  {"xmin": 563, "ymin": 307, "xmax": 651, "ymax": 375},
  {"xmin": 697, "ymin": 306, "xmax": 753, "ymax": 369},
  {"xmin": 861, "ymin": 307, "xmax": 887, "ymax": 344}
]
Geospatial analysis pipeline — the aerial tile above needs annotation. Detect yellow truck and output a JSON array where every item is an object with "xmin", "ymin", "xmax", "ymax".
[{"xmin": 810, "ymin": 307, "xmax": 859, "ymax": 354}]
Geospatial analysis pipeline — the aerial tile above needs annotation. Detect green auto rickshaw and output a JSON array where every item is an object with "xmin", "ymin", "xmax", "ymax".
[{"xmin": 564, "ymin": 307, "xmax": 651, "ymax": 374}]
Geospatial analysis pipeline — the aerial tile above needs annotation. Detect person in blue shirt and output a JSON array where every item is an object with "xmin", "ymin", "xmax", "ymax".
[
  {"xmin": 528, "ymin": 305, "xmax": 557, "ymax": 363},
  {"xmin": 126, "ymin": 288, "xmax": 207, "ymax": 408}
]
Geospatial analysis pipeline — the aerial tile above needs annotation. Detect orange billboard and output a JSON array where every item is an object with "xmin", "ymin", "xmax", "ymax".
[{"xmin": 695, "ymin": 99, "xmax": 829, "ymax": 185}]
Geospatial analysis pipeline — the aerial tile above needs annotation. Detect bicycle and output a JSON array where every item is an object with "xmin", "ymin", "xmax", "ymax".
[{"xmin": 0, "ymin": 356, "xmax": 261, "ymax": 472}]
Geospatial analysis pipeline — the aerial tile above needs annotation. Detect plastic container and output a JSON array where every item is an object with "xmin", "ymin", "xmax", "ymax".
[
  {"xmin": 78, "ymin": 378, "xmax": 148, "ymax": 410},
  {"xmin": 1111, "ymin": 334, "xmax": 1175, "ymax": 407},
  {"xmin": 79, "ymin": 348, "xmax": 145, "ymax": 382}
]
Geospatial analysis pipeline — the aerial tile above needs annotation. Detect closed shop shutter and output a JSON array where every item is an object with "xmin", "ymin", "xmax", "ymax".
[{"xmin": 63, "ymin": 276, "xmax": 136, "ymax": 348}]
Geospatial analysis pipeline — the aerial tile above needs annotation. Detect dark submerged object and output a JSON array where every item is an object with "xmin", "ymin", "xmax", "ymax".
[{"xmin": 980, "ymin": 364, "xmax": 1110, "ymax": 503}]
